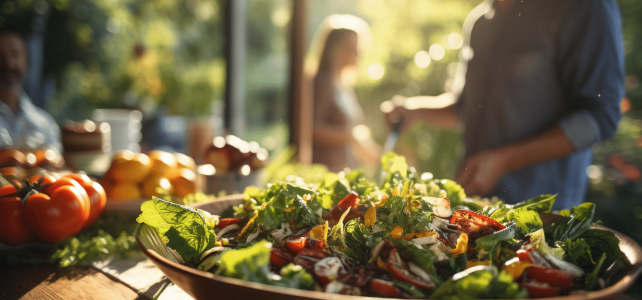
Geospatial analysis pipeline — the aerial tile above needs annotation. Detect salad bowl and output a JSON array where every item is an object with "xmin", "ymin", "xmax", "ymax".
[{"xmin": 135, "ymin": 194, "xmax": 642, "ymax": 300}]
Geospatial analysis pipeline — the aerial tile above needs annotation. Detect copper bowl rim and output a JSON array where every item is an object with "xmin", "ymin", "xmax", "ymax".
[{"xmin": 136, "ymin": 194, "xmax": 642, "ymax": 300}]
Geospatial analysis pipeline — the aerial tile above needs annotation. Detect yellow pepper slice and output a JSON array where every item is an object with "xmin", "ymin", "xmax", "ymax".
[
  {"xmin": 389, "ymin": 225, "xmax": 404, "ymax": 239},
  {"xmin": 283, "ymin": 206, "xmax": 295, "ymax": 213},
  {"xmin": 451, "ymin": 232, "xmax": 468, "ymax": 256},
  {"xmin": 415, "ymin": 231, "xmax": 437, "ymax": 238},
  {"xmin": 309, "ymin": 221, "xmax": 328, "ymax": 242},
  {"xmin": 365, "ymin": 206, "xmax": 376, "ymax": 227},
  {"xmin": 238, "ymin": 214, "xmax": 259, "ymax": 238},
  {"xmin": 403, "ymin": 233, "xmax": 416, "ymax": 240},
  {"xmin": 377, "ymin": 256, "xmax": 389, "ymax": 271},
  {"xmin": 504, "ymin": 259, "xmax": 533, "ymax": 280},
  {"xmin": 466, "ymin": 260, "xmax": 492, "ymax": 269}
]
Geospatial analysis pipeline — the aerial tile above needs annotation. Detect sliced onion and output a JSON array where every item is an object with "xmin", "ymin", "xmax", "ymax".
[{"xmin": 217, "ymin": 224, "xmax": 240, "ymax": 238}]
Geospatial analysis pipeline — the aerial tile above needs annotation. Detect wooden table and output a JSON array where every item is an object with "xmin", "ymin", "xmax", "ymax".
[
  {"xmin": 0, "ymin": 264, "xmax": 143, "ymax": 300},
  {"xmin": 2, "ymin": 263, "xmax": 642, "ymax": 300}
]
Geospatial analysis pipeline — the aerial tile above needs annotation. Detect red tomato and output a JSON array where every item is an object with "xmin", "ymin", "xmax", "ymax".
[
  {"xmin": 217, "ymin": 218, "xmax": 240, "ymax": 229},
  {"xmin": 518, "ymin": 282, "xmax": 560, "ymax": 298},
  {"xmin": 330, "ymin": 192, "xmax": 361, "ymax": 219},
  {"xmin": 524, "ymin": 265, "xmax": 575, "ymax": 290},
  {"xmin": 296, "ymin": 248, "xmax": 327, "ymax": 259},
  {"xmin": 28, "ymin": 175, "xmax": 56, "ymax": 186},
  {"xmin": 270, "ymin": 248, "xmax": 293, "ymax": 267},
  {"xmin": 516, "ymin": 246, "xmax": 551, "ymax": 268},
  {"xmin": 388, "ymin": 249, "xmax": 435, "ymax": 290},
  {"xmin": 0, "ymin": 184, "xmax": 36, "ymax": 246},
  {"xmin": 369, "ymin": 279, "xmax": 402, "ymax": 298},
  {"xmin": 338, "ymin": 192, "xmax": 360, "ymax": 211},
  {"xmin": 285, "ymin": 236, "xmax": 307, "ymax": 254},
  {"xmin": 24, "ymin": 186, "xmax": 90, "ymax": 243},
  {"xmin": 62, "ymin": 175, "xmax": 106, "ymax": 230},
  {"xmin": 41, "ymin": 178, "xmax": 90, "ymax": 218}
]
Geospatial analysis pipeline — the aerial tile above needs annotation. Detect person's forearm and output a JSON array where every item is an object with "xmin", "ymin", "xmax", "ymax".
[
  {"xmin": 405, "ymin": 104, "xmax": 459, "ymax": 130},
  {"xmin": 501, "ymin": 125, "xmax": 575, "ymax": 172}
]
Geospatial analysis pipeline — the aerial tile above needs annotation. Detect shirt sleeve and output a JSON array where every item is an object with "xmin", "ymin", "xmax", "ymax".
[{"xmin": 556, "ymin": 0, "xmax": 625, "ymax": 150}]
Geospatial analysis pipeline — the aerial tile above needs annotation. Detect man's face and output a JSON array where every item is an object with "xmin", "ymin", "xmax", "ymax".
[{"xmin": 0, "ymin": 33, "xmax": 28, "ymax": 88}]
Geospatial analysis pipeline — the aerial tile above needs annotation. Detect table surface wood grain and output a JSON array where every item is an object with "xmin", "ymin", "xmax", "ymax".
[{"xmin": 0, "ymin": 264, "xmax": 144, "ymax": 300}]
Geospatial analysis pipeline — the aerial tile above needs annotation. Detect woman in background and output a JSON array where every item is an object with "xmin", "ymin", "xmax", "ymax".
[{"xmin": 311, "ymin": 16, "xmax": 381, "ymax": 173}]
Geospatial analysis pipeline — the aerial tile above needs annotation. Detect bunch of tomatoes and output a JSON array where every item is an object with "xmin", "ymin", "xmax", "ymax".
[{"xmin": 0, "ymin": 173, "xmax": 106, "ymax": 246}]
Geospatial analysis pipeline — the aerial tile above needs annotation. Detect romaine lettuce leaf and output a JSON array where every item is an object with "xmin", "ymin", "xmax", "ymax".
[
  {"xmin": 490, "ymin": 207, "xmax": 543, "ymax": 237},
  {"xmin": 137, "ymin": 198, "xmax": 217, "ymax": 265}
]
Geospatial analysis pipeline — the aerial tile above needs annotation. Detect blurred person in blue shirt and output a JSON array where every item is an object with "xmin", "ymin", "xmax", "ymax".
[
  {"xmin": 382, "ymin": 0, "xmax": 625, "ymax": 210},
  {"xmin": 0, "ymin": 24, "xmax": 61, "ymax": 152}
]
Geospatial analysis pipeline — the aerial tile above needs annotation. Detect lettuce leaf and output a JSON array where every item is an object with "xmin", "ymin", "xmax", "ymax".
[
  {"xmin": 429, "ymin": 269, "xmax": 527, "ymax": 299},
  {"xmin": 578, "ymin": 229, "xmax": 624, "ymax": 273},
  {"xmin": 215, "ymin": 240, "xmax": 314, "ymax": 290},
  {"xmin": 474, "ymin": 226, "xmax": 516, "ymax": 261},
  {"xmin": 553, "ymin": 202, "xmax": 596, "ymax": 242},
  {"xmin": 137, "ymin": 198, "xmax": 217, "ymax": 265},
  {"xmin": 490, "ymin": 207, "xmax": 543, "ymax": 237},
  {"xmin": 513, "ymin": 194, "xmax": 556, "ymax": 213}
]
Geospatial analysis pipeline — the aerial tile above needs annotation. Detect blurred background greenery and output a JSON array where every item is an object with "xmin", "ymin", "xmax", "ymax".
[{"xmin": 2, "ymin": 0, "xmax": 642, "ymax": 294}]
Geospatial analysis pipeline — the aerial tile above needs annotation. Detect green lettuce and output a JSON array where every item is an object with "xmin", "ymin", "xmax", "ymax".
[
  {"xmin": 474, "ymin": 227, "xmax": 516, "ymax": 261},
  {"xmin": 429, "ymin": 269, "xmax": 527, "ymax": 299},
  {"xmin": 490, "ymin": 207, "xmax": 543, "ymax": 237},
  {"xmin": 553, "ymin": 202, "xmax": 596, "ymax": 242},
  {"xmin": 216, "ymin": 240, "xmax": 314, "ymax": 290},
  {"xmin": 137, "ymin": 198, "xmax": 217, "ymax": 265}
]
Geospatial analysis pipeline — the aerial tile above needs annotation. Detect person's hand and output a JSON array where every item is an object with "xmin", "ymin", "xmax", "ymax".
[
  {"xmin": 456, "ymin": 148, "xmax": 513, "ymax": 197},
  {"xmin": 380, "ymin": 95, "xmax": 407, "ymax": 129}
]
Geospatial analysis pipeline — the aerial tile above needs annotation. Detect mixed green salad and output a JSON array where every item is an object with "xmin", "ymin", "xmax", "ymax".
[{"xmin": 136, "ymin": 153, "xmax": 626, "ymax": 298}]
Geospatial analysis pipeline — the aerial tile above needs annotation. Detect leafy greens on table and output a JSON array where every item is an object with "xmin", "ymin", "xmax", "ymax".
[{"xmin": 137, "ymin": 152, "xmax": 626, "ymax": 298}]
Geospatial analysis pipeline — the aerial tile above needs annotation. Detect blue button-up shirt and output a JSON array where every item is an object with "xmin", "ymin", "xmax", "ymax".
[
  {"xmin": 456, "ymin": 0, "xmax": 625, "ymax": 210},
  {"xmin": 0, "ymin": 91, "xmax": 62, "ymax": 152}
]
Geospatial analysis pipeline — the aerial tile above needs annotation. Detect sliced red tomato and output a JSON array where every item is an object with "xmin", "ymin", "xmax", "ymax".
[
  {"xmin": 217, "ymin": 218, "xmax": 241, "ymax": 229},
  {"xmin": 516, "ymin": 245, "xmax": 552, "ymax": 268},
  {"xmin": 338, "ymin": 192, "xmax": 360, "ymax": 211},
  {"xmin": 518, "ymin": 281, "xmax": 560, "ymax": 298},
  {"xmin": 388, "ymin": 249, "xmax": 435, "ymax": 290},
  {"xmin": 270, "ymin": 248, "xmax": 293, "ymax": 267},
  {"xmin": 305, "ymin": 237, "xmax": 325, "ymax": 250},
  {"xmin": 370, "ymin": 279, "xmax": 402, "ymax": 297},
  {"xmin": 330, "ymin": 192, "xmax": 361, "ymax": 219},
  {"xmin": 524, "ymin": 265, "xmax": 574, "ymax": 290},
  {"xmin": 24, "ymin": 186, "xmax": 90, "ymax": 244},
  {"xmin": 285, "ymin": 236, "xmax": 307, "ymax": 254},
  {"xmin": 450, "ymin": 210, "xmax": 506, "ymax": 232},
  {"xmin": 297, "ymin": 248, "xmax": 327, "ymax": 259}
]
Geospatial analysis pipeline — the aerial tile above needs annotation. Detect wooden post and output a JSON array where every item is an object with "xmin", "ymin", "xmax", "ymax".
[{"xmin": 288, "ymin": 0, "xmax": 312, "ymax": 164}]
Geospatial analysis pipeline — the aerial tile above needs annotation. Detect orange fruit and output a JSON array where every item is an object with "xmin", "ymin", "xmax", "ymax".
[
  {"xmin": 174, "ymin": 152, "xmax": 195, "ymax": 171},
  {"xmin": 169, "ymin": 168, "xmax": 197, "ymax": 198},
  {"xmin": 109, "ymin": 153, "xmax": 151, "ymax": 182},
  {"xmin": 0, "ymin": 148, "xmax": 26, "ymax": 166},
  {"xmin": 148, "ymin": 150, "xmax": 177, "ymax": 178},
  {"xmin": 108, "ymin": 182, "xmax": 142, "ymax": 200},
  {"xmin": 142, "ymin": 175, "xmax": 173, "ymax": 198}
]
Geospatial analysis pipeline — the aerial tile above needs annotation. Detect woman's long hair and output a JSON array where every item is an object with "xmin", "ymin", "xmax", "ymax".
[{"xmin": 317, "ymin": 28, "xmax": 357, "ymax": 74}]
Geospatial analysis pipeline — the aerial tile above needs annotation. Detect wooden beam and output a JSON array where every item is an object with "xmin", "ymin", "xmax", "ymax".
[{"xmin": 288, "ymin": 0, "xmax": 312, "ymax": 164}]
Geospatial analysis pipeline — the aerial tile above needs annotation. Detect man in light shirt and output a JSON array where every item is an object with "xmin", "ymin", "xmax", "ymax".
[{"xmin": 0, "ymin": 24, "xmax": 61, "ymax": 152}]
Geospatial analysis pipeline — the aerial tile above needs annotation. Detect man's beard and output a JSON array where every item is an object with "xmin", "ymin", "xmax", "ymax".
[{"xmin": 0, "ymin": 69, "xmax": 24, "ymax": 87}]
